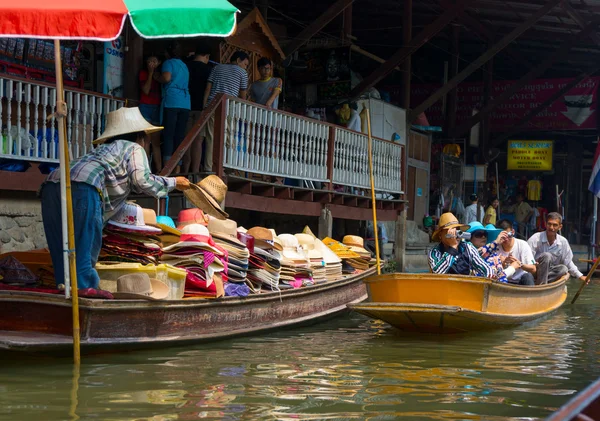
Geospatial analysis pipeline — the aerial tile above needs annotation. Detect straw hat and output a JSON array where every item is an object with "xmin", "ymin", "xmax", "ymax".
[
  {"xmin": 162, "ymin": 224, "xmax": 223, "ymax": 255},
  {"xmin": 108, "ymin": 202, "xmax": 161, "ymax": 233},
  {"xmin": 269, "ymin": 229, "xmax": 284, "ymax": 252},
  {"xmin": 92, "ymin": 107, "xmax": 163, "ymax": 145},
  {"xmin": 208, "ymin": 217, "xmax": 245, "ymax": 248},
  {"xmin": 112, "ymin": 273, "xmax": 169, "ymax": 300},
  {"xmin": 142, "ymin": 208, "xmax": 180, "ymax": 236},
  {"xmin": 432, "ymin": 212, "xmax": 469, "ymax": 242},
  {"xmin": 184, "ymin": 175, "xmax": 229, "ymax": 220},
  {"xmin": 247, "ymin": 227, "xmax": 274, "ymax": 250},
  {"xmin": 278, "ymin": 234, "xmax": 308, "ymax": 262},
  {"xmin": 342, "ymin": 235, "xmax": 370, "ymax": 255}
]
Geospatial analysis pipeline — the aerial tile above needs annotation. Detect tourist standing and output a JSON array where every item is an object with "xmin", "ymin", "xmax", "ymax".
[
  {"xmin": 202, "ymin": 51, "xmax": 250, "ymax": 172},
  {"xmin": 156, "ymin": 41, "xmax": 191, "ymax": 166},
  {"xmin": 483, "ymin": 196, "xmax": 499, "ymax": 226},
  {"xmin": 138, "ymin": 55, "xmax": 163, "ymax": 171},
  {"xmin": 249, "ymin": 57, "xmax": 282, "ymax": 109},
  {"xmin": 184, "ymin": 43, "xmax": 213, "ymax": 174},
  {"xmin": 464, "ymin": 193, "xmax": 485, "ymax": 224}
]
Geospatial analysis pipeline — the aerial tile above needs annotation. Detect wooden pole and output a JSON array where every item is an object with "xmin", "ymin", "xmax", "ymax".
[
  {"xmin": 409, "ymin": 0, "xmax": 564, "ymax": 122},
  {"xmin": 571, "ymin": 257, "xmax": 600, "ymax": 304},
  {"xmin": 54, "ymin": 39, "xmax": 80, "ymax": 365},
  {"xmin": 366, "ymin": 109, "xmax": 381, "ymax": 274}
]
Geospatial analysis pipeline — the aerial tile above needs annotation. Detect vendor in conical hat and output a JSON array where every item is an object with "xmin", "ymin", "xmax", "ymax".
[
  {"xmin": 428, "ymin": 212, "xmax": 493, "ymax": 278},
  {"xmin": 40, "ymin": 107, "xmax": 192, "ymax": 290}
]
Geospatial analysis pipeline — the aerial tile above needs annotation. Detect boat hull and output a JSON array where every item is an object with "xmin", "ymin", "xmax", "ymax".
[
  {"xmin": 349, "ymin": 273, "xmax": 568, "ymax": 333},
  {"xmin": 0, "ymin": 268, "xmax": 373, "ymax": 353}
]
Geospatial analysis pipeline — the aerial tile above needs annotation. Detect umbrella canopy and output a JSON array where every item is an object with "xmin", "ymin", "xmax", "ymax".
[{"xmin": 0, "ymin": 0, "xmax": 239, "ymax": 40}]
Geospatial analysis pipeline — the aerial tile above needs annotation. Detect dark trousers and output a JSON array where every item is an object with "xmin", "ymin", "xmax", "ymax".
[
  {"xmin": 41, "ymin": 181, "xmax": 103, "ymax": 289},
  {"xmin": 162, "ymin": 107, "xmax": 190, "ymax": 162}
]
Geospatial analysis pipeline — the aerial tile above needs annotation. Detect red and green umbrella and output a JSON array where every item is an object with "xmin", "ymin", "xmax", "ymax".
[{"xmin": 0, "ymin": 0, "xmax": 239, "ymax": 40}]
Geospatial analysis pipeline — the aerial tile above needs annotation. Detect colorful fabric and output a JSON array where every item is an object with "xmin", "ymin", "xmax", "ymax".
[
  {"xmin": 0, "ymin": 0, "xmax": 239, "ymax": 40},
  {"xmin": 477, "ymin": 241, "xmax": 507, "ymax": 283},
  {"xmin": 45, "ymin": 139, "xmax": 176, "ymax": 222},
  {"xmin": 207, "ymin": 64, "xmax": 249, "ymax": 104},
  {"xmin": 527, "ymin": 180, "xmax": 542, "ymax": 201},
  {"xmin": 428, "ymin": 241, "xmax": 493, "ymax": 278}
]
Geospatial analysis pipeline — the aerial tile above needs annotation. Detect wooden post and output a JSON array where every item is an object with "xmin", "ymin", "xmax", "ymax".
[
  {"xmin": 395, "ymin": 208, "xmax": 407, "ymax": 272},
  {"xmin": 326, "ymin": 126, "xmax": 335, "ymax": 190},
  {"xmin": 123, "ymin": 21, "xmax": 143, "ymax": 104},
  {"xmin": 409, "ymin": 0, "xmax": 564, "ymax": 121},
  {"xmin": 400, "ymin": 0, "xmax": 412, "ymax": 109},
  {"xmin": 446, "ymin": 23, "xmax": 460, "ymax": 133},
  {"xmin": 212, "ymin": 100, "xmax": 227, "ymax": 178},
  {"xmin": 318, "ymin": 206, "xmax": 333, "ymax": 239}
]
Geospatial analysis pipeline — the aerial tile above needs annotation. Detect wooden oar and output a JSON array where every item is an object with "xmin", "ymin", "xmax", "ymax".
[{"xmin": 571, "ymin": 257, "xmax": 600, "ymax": 304}]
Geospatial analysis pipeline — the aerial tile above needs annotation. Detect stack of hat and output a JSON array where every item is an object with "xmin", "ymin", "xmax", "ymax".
[
  {"xmin": 342, "ymin": 235, "xmax": 372, "ymax": 271},
  {"xmin": 295, "ymin": 234, "xmax": 326, "ymax": 283},
  {"xmin": 314, "ymin": 239, "xmax": 343, "ymax": 281},
  {"xmin": 246, "ymin": 227, "xmax": 281, "ymax": 291},
  {"xmin": 278, "ymin": 234, "xmax": 312, "ymax": 289},
  {"xmin": 161, "ymin": 224, "xmax": 225, "ymax": 298},
  {"xmin": 101, "ymin": 202, "xmax": 163, "ymax": 265},
  {"xmin": 322, "ymin": 237, "xmax": 363, "ymax": 274},
  {"xmin": 143, "ymin": 208, "xmax": 181, "ymax": 248},
  {"xmin": 184, "ymin": 175, "xmax": 229, "ymax": 220},
  {"xmin": 207, "ymin": 216, "xmax": 250, "ymax": 284}
]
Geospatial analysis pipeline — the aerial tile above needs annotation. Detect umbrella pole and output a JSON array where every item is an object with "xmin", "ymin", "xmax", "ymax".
[
  {"xmin": 54, "ymin": 40, "xmax": 81, "ymax": 365},
  {"xmin": 366, "ymin": 109, "xmax": 381, "ymax": 274}
]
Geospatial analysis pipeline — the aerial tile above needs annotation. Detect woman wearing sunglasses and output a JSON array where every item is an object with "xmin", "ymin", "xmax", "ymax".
[{"xmin": 466, "ymin": 222, "xmax": 516, "ymax": 283}]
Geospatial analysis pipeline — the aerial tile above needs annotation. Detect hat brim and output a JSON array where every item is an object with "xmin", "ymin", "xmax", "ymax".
[
  {"xmin": 184, "ymin": 185, "xmax": 228, "ymax": 220},
  {"xmin": 112, "ymin": 279, "xmax": 169, "ymax": 300},
  {"xmin": 108, "ymin": 220, "xmax": 162, "ymax": 234},
  {"xmin": 211, "ymin": 231, "xmax": 246, "ymax": 248},
  {"xmin": 150, "ymin": 223, "xmax": 180, "ymax": 236},
  {"xmin": 93, "ymin": 125, "xmax": 163, "ymax": 145},
  {"xmin": 432, "ymin": 223, "xmax": 469, "ymax": 242},
  {"xmin": 162, "ymin": 241, "xmax": 224, "ymax": 256}
]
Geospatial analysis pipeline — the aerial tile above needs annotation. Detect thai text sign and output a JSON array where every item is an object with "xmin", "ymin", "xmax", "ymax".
[
  {"xmin": 402, "ymin": 77, "xmax": 599, "ymax": 132},
  {"xmin": 507, "ymin": 140, "xmax": 553, "ymax": 171}
]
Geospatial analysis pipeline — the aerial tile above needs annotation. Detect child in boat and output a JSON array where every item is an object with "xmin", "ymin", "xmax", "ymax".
[{"xmin": 428, "ymin": 213, "xmax": 493, "ymax": 278}]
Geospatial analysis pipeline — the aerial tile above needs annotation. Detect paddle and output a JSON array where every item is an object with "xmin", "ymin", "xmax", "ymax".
[{"xmin": 571, "ymin": 257, "xmax": 600, "ymax": 304}]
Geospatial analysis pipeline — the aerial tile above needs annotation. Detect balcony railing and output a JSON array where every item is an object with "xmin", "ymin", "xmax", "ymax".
[{"xmin": 0, "ymin": 75, "xmax": 124, "ymax": 163}]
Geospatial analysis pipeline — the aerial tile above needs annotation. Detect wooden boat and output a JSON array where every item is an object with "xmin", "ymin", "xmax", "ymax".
[
  {"xmin": 547, "ymin": 377, "xmax": 600, "ymax": 420},
  {"xmin": 348, "ymin": 272, "xmax": 568, "ymax": 333},
  {"xmin": 0, "ymin": 267, "xmax": 374, "ymax": 353}
]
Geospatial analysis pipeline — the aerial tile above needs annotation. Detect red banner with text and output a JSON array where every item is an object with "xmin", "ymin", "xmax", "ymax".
[{"xmin": 400, "ymin": 76, "xmax": 599, "ymax": 132}]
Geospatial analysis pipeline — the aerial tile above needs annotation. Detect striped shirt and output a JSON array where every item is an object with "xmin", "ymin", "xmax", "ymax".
[
  {"xmin": 46, "ymin": 140, "xmax": 176, "ymax": 222},
  {"xmin": 428, "ymin": 241, "xmax": 494, "ymax": 278},
  {"xmin": 207, "ymin": 64, "xmax": 248, "ymax": 104}
]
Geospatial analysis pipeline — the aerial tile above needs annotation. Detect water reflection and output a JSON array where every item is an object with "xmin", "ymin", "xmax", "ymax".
[{"xmin": 1, "ymin": 279, "xmax": 600, "ymax": 421}]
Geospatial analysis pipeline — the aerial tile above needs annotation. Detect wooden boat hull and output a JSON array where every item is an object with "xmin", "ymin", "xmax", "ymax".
[
  {"xmin": 547, "ymin": 377, "xmax": 600, "ymax": 420},
  {"xmin": 0, "ymin": 268, "xmax": 373, "ymax": 353},
  {"xmin": 349, "ymin": 272, "xmax": 568, "ymax": 333}
]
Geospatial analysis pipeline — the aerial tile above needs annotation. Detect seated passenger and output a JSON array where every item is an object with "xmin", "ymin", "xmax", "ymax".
[
  {"xmin": 428, "ymin": 213, "xmax": 493, "ymax": 278},
  {"xmin": 466, "ymin": 222, "xmax": 514, "ymax": 283},
  {"xmin": 496, "ymin": 219, "xmax": 536, "ymax": 286},
  {"xmin": 528, "ymin": 212, "xmax": 586, "ymax": 284}
]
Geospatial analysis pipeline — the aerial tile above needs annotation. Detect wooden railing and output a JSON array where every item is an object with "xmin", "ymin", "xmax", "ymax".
[
  {"xmin": 162, "ymin": 95, "xmax": 405, "ymax": 195},
  {"xmin": 0, "ymin": 75, "xmax": 125, "ymax": 163}
]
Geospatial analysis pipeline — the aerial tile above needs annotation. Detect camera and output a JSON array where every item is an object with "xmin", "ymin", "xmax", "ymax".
[{"xmin": 445, "ymin": 230, "xmax": 471, "ymax": 240}]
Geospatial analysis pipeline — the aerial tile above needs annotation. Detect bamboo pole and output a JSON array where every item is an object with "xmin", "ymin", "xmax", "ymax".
[
  {"xmin": 54, "ymin": 40, "xmax": 81, "ymax": 365},
  {"xmin": 572, "ymin": 256, "xmax": 600, "ymax": 305},
  {"xmin": 366, "ymin": 109, "xmax": 381, "ymax": 274}
]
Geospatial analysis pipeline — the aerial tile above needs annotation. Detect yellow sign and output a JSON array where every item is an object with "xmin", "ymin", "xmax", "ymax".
[{"xmin": 507, "ymin": 140, "xmax": 553, "ymax": 171}]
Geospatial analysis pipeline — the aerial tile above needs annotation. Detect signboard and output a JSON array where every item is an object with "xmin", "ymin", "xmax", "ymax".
[
  {"xmin": 103, "ymin": 36, "xmax": 124, "ymax": 97},
  {"xmin": 507, "ymin": 140, "xmax": 553, "ymax": 171},
  {"xmin": 401, "ymin": 77, "xmax": 599, "ymax": 132}
]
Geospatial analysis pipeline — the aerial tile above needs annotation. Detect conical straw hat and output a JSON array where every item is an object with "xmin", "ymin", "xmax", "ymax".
[{"xmin": 93, "ymin": 107, "xmax": 163, "ymax": 145}]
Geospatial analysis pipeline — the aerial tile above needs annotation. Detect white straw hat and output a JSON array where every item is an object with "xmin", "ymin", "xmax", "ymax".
[{"xmin": 93, "ymin": 107, "xmax": 163, "ymax": 145}]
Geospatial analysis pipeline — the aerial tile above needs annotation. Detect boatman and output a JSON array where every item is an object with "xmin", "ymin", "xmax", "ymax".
[
  {"xmin": 428, "ymin": 213, "xmax": 494, "ymax": 278},
  {"xmin": 40, "ymin": 107, "xmax": 191, "ymax": 291}
]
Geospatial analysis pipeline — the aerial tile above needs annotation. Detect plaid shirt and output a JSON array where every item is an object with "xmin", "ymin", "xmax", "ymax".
[
  {"xmin": 428, "ymin": 241, "xmax": 493, "ymax": 278},
  {"xmin": 46, "ymin": 140, "xmax": 176, "ymax": 222}
]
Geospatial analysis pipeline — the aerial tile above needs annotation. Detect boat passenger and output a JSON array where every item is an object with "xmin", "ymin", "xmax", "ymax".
[
  {"xmin": 40, "ymin": 107, "xmax": 191, "ymax": 290},
  {"xmin": 495, "ymin": 219, "xmax": 536, "ymax": 286},
  {"xmin": 466, "ymin": 222, "xmax": 514, "ymax": 283},
  {"xmin": 528, "ymin": 212, "xmax": 586, "ymax": 284},
  {"xmin": 428, "ymin": 213, "xmax": 493, "ymax": 278}
]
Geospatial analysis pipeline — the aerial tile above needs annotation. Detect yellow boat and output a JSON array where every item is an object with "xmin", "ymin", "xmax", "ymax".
[{"xmin": 349, "ymin": 273, "xmax": 568, "ymax": 333}]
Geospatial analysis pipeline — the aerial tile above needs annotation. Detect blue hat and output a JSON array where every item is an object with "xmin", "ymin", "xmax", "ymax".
[{"xmin": 466, "ymin": 222, "xmax": 501, "ymax": 243}]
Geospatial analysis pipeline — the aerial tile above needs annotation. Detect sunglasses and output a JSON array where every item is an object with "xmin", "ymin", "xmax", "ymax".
[{"xmin": 472, "ymin": 231, "xmax": 488, "ymax": 238}]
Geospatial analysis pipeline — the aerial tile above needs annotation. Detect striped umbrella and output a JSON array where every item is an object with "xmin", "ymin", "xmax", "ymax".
[{"xmin": 0, "ymin": 0, "xmax": 239, "ymax": 363}]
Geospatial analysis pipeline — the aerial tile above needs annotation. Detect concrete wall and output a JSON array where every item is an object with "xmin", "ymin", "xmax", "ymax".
[{"xmin": 0, "ymin": 192, "xmax": 47, "ymax": 253}]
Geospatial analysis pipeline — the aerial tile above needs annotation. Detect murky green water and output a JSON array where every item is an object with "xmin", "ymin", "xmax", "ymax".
[{"xmin": 2, "ymin": 278, "xmax": 600, "ymax": 421}]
